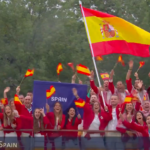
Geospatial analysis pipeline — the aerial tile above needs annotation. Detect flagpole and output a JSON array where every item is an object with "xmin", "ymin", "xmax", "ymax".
[
  {"xmin": 19, "ymin": 76, "xmax": 25, "ymax": 87},
  {"xmin": 136, "ymin": 67, "xmax": 140, "ymax": 73},
  {"xmin": 113, "ymin": 62, "xmax": 118, "ymax": 70},
  {"xmin": 79, "ymin": 1, "xmax": 106, "ymax": 106}
]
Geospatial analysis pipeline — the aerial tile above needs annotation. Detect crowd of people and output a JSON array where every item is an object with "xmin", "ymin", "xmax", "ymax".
[{"xmin": 0, "ymin": 60, "xmax": 150, "ymax": 150}]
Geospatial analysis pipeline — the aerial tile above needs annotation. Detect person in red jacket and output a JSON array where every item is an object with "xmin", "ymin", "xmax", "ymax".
[
  {"xmin": 117, "ymin": 100, "xmax": 141, "ymax": 150},
  {"xmin": 121, "ymin": 112, "xmax": 150, "ymax": 150},
  {"xmin": 126, "ymin": 60, "xmax": 149, "ymax": 104},
  {"xmin": 62, "ymin": 107, "xmax": 81, "ymax": 149},
  {"xmin": 72, "ymin": 88, "xmax": 112, "ymax": 149},
  {"xmin": 89, "ymin": 70, "xmax": 112, "ymax": 104},
  {"xmin": 33, "ymin": 108, "xmax": 50, "ymax": 150},
  {"xmin": 116, "ymin": 98, "xmax": 141, "ymax": 135},
  {"xmin": 46, "ymin": 102, "xmax": 65, "ymax": 150},
  {"xmin": 33, "ymin": 108, "xmax": 50, "ymax": 137},
  {"xmin": 109, "ymin": 69, "xmax": 130, "ymax": 104}
]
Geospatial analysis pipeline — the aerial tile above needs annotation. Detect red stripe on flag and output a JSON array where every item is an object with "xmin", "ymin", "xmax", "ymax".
[
  {"xmin": 77, "ymin": 70, "xmax": 90, "ymax": 76},
  {"xmin": 81, "ymin": 6, "xmax": 114, "ymax": 18},
  {"xmin": 92, "ymin": 41, "xmax": 150, "ymax": 57}
]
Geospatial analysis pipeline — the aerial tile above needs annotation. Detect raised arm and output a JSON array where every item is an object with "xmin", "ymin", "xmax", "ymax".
[
  {"xmin": 76, "ymin": 114, "xmax": 82, "ymax": 125},
  {"xmin": 89, "ymin": 71, "xmax": 98, "ymax": 94},
  {"xmin": 126, "ymin": 60, "xmax": 134, "ymax": 80},
  {"xmin": 3, "ymin": 87, "xmax": 10, "ymax": 99},
  {"xmin": 109, "ymin": 69, "xmax": 115, "ymax": 94},
  {"xmin": 71, "ymin": 74, "xmax": 76, "ymax": 84},
  {"xmin": 134, "ymin": 72, "xmax": 139, "ymax": 80},
  {"xmin": 16, "ymin": 86, "xmax": 20, "ymax": 96},
  {"xmin": 123, "ymin": 120, "xmax": 144, "ymax": 133}
]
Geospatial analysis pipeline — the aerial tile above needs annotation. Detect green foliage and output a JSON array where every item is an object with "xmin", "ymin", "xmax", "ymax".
[{"xmin": 0, "ymin": 0, "xmax": 150, "ymax": 98}]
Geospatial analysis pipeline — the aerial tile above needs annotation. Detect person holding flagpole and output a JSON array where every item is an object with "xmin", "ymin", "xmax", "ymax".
[
  {"xmin": 109, "ymin": 69, "xmax": 130, "ymax": 104},
  {"xmin": 89, "ymin": 70, "xmax": 112, "ymax": 105}
]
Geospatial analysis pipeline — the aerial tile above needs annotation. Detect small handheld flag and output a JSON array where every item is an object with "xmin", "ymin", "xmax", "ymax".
[
  {"xmin": 100, "ymin": 73, "xmax": 109, "ymax": 80},
  {"xmin": 68, "ymin": 62, "xmax": 74, "ymax": 71},
  {"xmin": 74, "ymin": 99, "xmax": 85, "ymax": 108},
  {"xmin": 124, "ymin": 96, "xmax": 132, "ymax": 103},
  {"xmin": 137, "ymin": 61, "xmax": 145, "ymax": 72},
  {"xmin": 139, "ymin": 61, "xmax": 145, "ymax": 68},
  {"xmin": 95, "ymin": 56, "xmax": 103, "ymax": 61},
  {"xmin": 25, "ymin": 69, "xmax": 34, "ymax": 77},
  {"xmin": 46, "ymin": 86, "xmax": 56, "ymax": 99},
  {"xmin": 76, "ymin": 64, "xmax": 90, "ymax": 76},
  {"xmin": 143, "ymin": 95, "xmax": 146, "ymax": 100},
  {"xmin": 118, "ymin": 55, "xmax": 125, "ymax": 66},
  {"xmin": 19, "ymin": 69, "xmax": 34, "ymax": 86},
  {"xmin": 57, "ymin": 63, "xmax": 63, "ymax": 75}
]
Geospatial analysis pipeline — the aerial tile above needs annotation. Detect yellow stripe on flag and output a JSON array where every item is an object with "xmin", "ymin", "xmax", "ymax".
[
  {"xmin": 76, "ymin": 66, "xmax": 90, "ymax": 75},
  {"xmin": 85, "ymin": 16, "xmax": 150, "ymax": 44},
  {"xmin": 75, "ymin": 101, "xmax": 85, "ymax": 107}
]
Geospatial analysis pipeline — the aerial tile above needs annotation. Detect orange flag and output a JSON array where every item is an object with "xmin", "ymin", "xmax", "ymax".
[
  {"xmin": 96, "ymin": 56, "xmax": 103, "ymax": 61},
  {"xmin": 74, "ymin": 99, "xmax": 85, "ymax": 108},
  {"xmin": 57, "ymin": 63, "xmax": 63, "ymax": 75},
  {"xmin": 76, "ymin": 64, "xmax": 90, "ymax": 76},
  {"xmin": 46, "ymin": 86, "xmax": 56, "ymax": 99},
  {"xmin": 68, "ymin": 62, "xmax": 74, "ymax": 71},
  {"xmin": 117, "ymin": 55, "xmax": 125, "ymax": 66},
  {"xmin": 139, "ymin": 61, "xmax": 145, "ymax": 68},
  {"xmin": 25, "ymin": 69, "xmax": 34, "ymax": 77}
]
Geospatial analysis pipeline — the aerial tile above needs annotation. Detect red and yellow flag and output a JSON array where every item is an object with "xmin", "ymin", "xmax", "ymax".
[
  {"xmin": 67, "ymin": 62, "xmax": 74, "ymax": 71},
  {"xmin": 14, "ymin": 94, "xmax": 22, "ymax": 105},
  {"xmin": 46, "ymin": 86, "xmax": 56, "ymax": 99},
  {"xmin": 0, "ymin": 98, "xmax": 8, "ymax": 105},
  {"xmin": 74, "ymin": 99, "xmax": 85, "ymax": 108},
  {"xmin": 96, "ymin": 56, "xmax": 103, "ymax": 61},
  {"xmin": 80, "ymin": 6, "xmax": 150, "ymax": 57},
  {"xmin": 57, "ymin": 63, "xmax": 63, "ymax": 75},
  {"xmin": 76, "ymin": 64, "xmax": 90, "ymax": 76},
  {"xmin": 143, "ymin": 95, "xmax": 146, "ymax": 100},
  {"xmin": 118, "ymin": 55, "xmax": 125, "ymax": 66},
  {"xmin": 25, "ymin": 69, "xmax": 34, "ymax": 77},
  {"xmin": 139, "ymin": 61, "xmax": 145, "ymax": 68},
  {"xmin": 100, "ymin": 73, "xmax": 109, "ymax": 80},
  {"xmin": 124, "ymin": 96, "xmax": 132, "ymax": 103}
]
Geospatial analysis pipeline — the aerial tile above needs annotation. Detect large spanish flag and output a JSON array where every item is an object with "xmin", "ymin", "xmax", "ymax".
[{"xmin": 80, "ymin": 6, "xmax": 150, "ymax": 57}]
